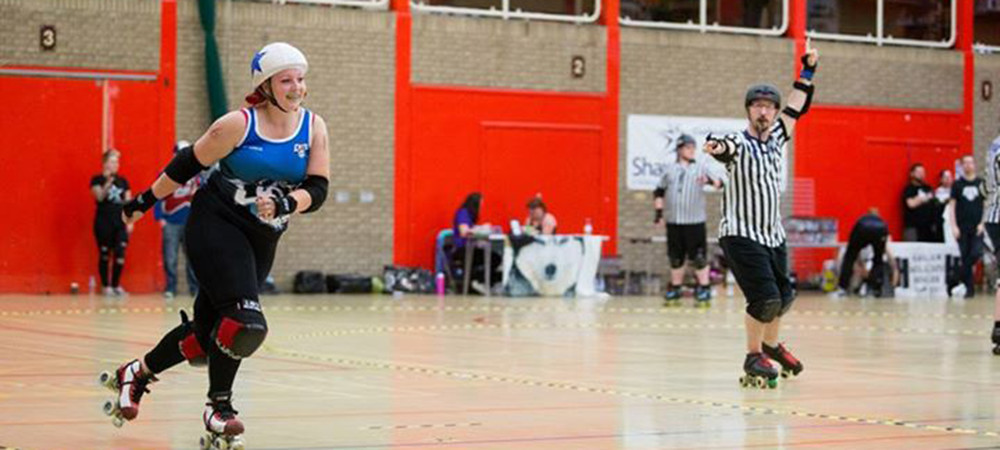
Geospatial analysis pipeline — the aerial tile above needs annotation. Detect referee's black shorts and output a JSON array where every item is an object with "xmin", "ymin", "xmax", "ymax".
[
  {"xmin": 666, "ymin": 223, "xmax": 707, "ymax": 268},
  {"xmin": 720, "ymin": 236, "xmax": 794, "ymax": 308}
]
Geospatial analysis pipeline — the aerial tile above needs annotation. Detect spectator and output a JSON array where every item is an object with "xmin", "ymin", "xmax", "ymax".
[
  {"xmin": 948, "ymin": 155, "xmax": 986, "ymax": 298},
  {"xmin": 90, "ymin": 149, "xmax": 131, "ymax": 297},
  {"xmin": 524, "ymin": 195, "xmax": 557, "ymax": 235},
  {"xmin": 154, "ymin": 140, "xmax": 202, "ymax": 299},
  {"xmin": 902, "ymin": 163, "xmax": 938, "ymax": 242},
  {"xmin": 450, "ymin": 192, "xmax": 499, "ymax": 294},
  {"xmin": 936, "ymin": 169, "xmax": 955, "ymax": 244}
]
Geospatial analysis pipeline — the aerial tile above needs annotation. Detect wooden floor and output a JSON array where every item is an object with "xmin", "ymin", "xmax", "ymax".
[{"xmin": 1, "ymin": 291, "xmax": 999, "ymax": 450}]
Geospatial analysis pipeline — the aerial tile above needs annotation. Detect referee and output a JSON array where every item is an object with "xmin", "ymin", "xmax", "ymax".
[
  {"xmin": 984, "ymin": 133, "xmax": 1000, "ymax": 353},
  {"xmin": 704, "ymin": 40, "xmax": 819, "ymax": 387},
  {"xmin": 653, "ymin": 134, "xmax": 722, "ymax": 306}
]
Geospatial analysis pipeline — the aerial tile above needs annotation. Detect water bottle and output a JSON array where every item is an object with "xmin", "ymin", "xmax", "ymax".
[
  {"xmin": 584, "ymin": 218, "xmax": 593, "ymax": 235},
  {"xmin": 88, "ymin": 276, "xmax": 96, "ymax": 296},
  {"xmin": 435, "ymin": 272, "xmax": 445, "ymax": 296}
]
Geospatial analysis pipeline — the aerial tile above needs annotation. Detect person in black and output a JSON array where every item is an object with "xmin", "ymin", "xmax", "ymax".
[
  {"xmin": 90, "ymin": 150, "xmax": 132, "ymax": 297},
  {"xmin": 948, "ymin": 155, "xmax": 986, "ymax": 298},
  {"xmin": 835, "ymin": 209, "xmax": 897, "ymax": 298},
  {"xmin": 902, "ymin": 163, "xmax": 940, "ymax": 242}
]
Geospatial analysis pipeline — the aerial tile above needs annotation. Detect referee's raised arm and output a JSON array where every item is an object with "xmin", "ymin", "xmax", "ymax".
[{"xmin": 779, "ymin": 39, "xmax": 820, "ymax": 137}]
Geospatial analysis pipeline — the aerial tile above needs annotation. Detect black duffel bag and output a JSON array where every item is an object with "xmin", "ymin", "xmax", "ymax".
[
  {"xmin": 326, "ymin": 274, "xmax": 381, "ymax": 294},
  {"xmin": 293, "ymin": 271, "xmax": 326, "ymax": 294}
]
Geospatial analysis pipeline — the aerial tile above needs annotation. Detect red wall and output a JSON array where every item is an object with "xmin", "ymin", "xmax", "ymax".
[
  {"xmin": 0, "ymin": 77, "xmax": 169, "ymax": 293},
  {"xmin": 795, "ymin": 105, "xmax": 966, "ymax": 241},
  {"xmin": 394, "ymin": 86, "xmax": 615, "ymax": 268}
]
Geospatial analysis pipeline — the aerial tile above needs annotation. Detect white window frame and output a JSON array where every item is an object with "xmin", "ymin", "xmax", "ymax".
[
  {"xmin": 270, "ymin": 0, "xmax": 389, "ymax": 10},
  {"xmin": 807, "ymin": 0, "xmax": 956, "ymax": 49},
  {"xmin": 619, "ymin": 0, "xmax": 789, "ymax": 37},
  {"xmin": 410, "ymin": 0, "xmax": 601, "ymax": 24}
]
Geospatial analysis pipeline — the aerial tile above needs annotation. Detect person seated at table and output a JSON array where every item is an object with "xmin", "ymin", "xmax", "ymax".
[
  {"xmin": 524, "ymin": 195, "xmax": 557, "ymax": 235},
  {"xmin": 450, "ymin": 192, "xmax": 500, "ymax": 294}
]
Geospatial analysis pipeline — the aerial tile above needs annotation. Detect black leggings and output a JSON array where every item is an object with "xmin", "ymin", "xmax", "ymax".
[
  {"xmin": 94, "ymin": 213, "xmax": 128, "ymax": 288},
  {"xmin": 143, "ymin": 189, "xmax": 278, "ymax": 399}
]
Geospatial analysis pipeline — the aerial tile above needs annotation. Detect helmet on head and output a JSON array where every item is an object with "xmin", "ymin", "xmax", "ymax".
[
  {"xmin": 245, "ymin": 42, "xmax": 308, "ymax": 110},
  {"xmin": 744, "ymin": 83, "xmax": 781, "ymax": 109},
  {"xmin": 675, "ymin": 133, "xmax": 696, "ymax": 149},
  {"xmin": 250, "ymin": 42, "xmax": 308, "ymax": 90}
]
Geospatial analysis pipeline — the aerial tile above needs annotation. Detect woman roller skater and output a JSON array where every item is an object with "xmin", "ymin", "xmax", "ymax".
[{"xmin": 98, "ymin": 42, "xmax": 329, "ymax": 449}]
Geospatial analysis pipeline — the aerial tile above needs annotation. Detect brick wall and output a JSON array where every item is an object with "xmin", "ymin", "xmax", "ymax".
[
  {"xmin": 412, "ymin": 13, "xmax": 606, "ymax": 92},
  {"xmin": 0, "ymin": 0, "xmax": 160, "ymax": 71}
]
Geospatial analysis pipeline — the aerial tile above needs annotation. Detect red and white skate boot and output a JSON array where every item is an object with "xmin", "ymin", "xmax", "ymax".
[
  {"xmin": 98, "ymin": 359, "xmax": 157, "ymax": 427},
  {"xmin": 201, "ymin": 395, "xmax": 245, "ymax": 450}
]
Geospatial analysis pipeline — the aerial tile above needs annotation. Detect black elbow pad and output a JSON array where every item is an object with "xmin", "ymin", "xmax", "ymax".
[
  {"xmin": 301, "ymin": 175, "xmax": 328, "ymax": 213},
  {"xmin": 164, "ymin": 145, "xmax": 208, "ymax": 184}
]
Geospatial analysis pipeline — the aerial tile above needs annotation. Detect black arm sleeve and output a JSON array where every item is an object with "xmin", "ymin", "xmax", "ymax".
[
  {"xmin": 300, "ymin": 175, "xmax": 329, "ymax": 214},
  {"xmin": 164, "ymin": 145, "xmax": 208, "ymax": 184}
]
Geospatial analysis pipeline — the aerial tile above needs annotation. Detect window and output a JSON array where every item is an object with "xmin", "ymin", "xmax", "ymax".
[
  {"xmin": 975, "ymin": 0, "xmax": 1000, "ymax": 49},
  {"xmin": 807, "ymin": 0, "xmax": 955, "ymax": 48},
  {"xmin": 620, "ymin": 0, "xmax": 789, "ymax": 36},
  {"xmin": 412, "ymin": 0, "xmax": 600, "ymax": 22},
  {"xmin": 262, "ymin": 0, "xmax": 388, "ymax": 9}
]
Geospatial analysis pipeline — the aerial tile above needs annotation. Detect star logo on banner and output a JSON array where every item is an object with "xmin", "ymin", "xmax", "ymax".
[{"xmin": 251, "ymin": 51, "xmax": 266, "ymax": 74}]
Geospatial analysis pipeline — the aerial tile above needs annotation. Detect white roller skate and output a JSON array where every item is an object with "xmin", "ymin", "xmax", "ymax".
[
  {"xmin": 98, "ymin": 359, "xmax": 157, "ymax": 427},
  {"xmin": 200, "ymin": 395, "xmax": 245, "ymax": 450}
]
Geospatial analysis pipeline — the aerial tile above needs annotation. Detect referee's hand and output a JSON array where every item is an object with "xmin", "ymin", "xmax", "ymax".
[{"xmin": 704, "ymin": 140, "xmax": 723, "ymax": 155}]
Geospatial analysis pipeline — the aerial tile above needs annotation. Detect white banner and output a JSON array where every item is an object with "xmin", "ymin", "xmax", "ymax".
[
  {"xmin": 626, "ymin": 114, "xmax": 786, "ymax": 192},
  {"xmin": 889, "ymin": 242, "xmax": 961, "ymax": 299}
]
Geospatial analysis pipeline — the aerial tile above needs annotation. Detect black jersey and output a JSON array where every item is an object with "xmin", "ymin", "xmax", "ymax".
[{"xmin": 91, "ymin": 174, "xmax": 130, "ymax": 217}]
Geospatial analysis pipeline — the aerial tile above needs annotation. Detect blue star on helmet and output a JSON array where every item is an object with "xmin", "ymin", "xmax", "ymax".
[{"xmin": 251, "ymin": 50, "xmax": 266, "ymax": 74}]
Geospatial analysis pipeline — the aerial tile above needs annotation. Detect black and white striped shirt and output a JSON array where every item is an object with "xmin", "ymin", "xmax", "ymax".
[
  {"xmin": 711, "ymin": 119, "xmax": 789, "ymax": 247},
  {"xmin": 987, "ymin": 136, "xmax": 1000, "ymax": 224},
  {"xmin": 655, "ymin": 159, "xmax": 715, "ymax": 225}
]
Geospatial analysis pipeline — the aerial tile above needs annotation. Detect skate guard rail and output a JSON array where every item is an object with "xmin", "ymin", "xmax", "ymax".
[
  {"xmin": 410, "ymin": 0, "xmax": 601, "ymax": 24},
  {"xmin": 807, "ymin": 0, "xmax": 956, "ymax": 49}
]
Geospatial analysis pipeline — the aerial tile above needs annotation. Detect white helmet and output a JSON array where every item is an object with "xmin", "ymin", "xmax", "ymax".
[{"xmin": 250, "ymin": 42, "xmax": 308, "ymax": 90}]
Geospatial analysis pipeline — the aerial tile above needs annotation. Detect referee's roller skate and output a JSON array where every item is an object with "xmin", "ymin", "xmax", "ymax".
[
  {"xmin": 739, "ymin": 352, "xmax": 778, "ymax": 389},
  {"xmin": 763, "ymin": 342, "xmax": 804, "ymax": 378},
  {"xmin": 662, "ymin": 285, "xmax": 682, "ymax": 307},
  {"xmin": 201, "ymin": 392, "xmax": 245, "ymax": 450},
  {"xmin": 694, "ymin": 285, "xmax": 711, "ymax": 308},
  {"xmin": 98, "ymin": 359, "xmax": 157, "ymax": 427},
  {"xmin": 992, "ymin": 324, "xmax": 1000, "ymax": 355}
]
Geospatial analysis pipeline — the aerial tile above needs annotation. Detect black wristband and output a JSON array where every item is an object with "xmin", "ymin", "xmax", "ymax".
[
  {"xmin": 654, "ymin": 208, "xmax": 664, "ymax": 224},
  {"xmin": 123, "ymin": 190, "xmax": 157, "ymax": 218},
  {"xmin": 274, "ymin": 193, "xmax": 298, "ymax": 217}
]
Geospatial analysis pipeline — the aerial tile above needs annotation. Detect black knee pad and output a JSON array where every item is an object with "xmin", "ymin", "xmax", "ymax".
[
  {"xmin": 669, "ymin": 256, "xmax": 686, "ymax": 269},
  {"xmin": 212, "ymin": 299, "xmax": 268, "ymax": 360},
  {"xmin": 778, "ymin": 294, "xmax": 796, "ymax": 317},
  {"xmin": 177, "ymin": 310, "xmax": 206, "ymax": 366},
  {"xmin": 746, "ymin": 297, "xmax": 781, "ymax": 323},
  {"xmin": 99, "ymin": 246, "xmax": 111, "ymax": 262},
  {"xmin": 691, "ymin": 254, "xmax": 708, "ymax": 270},
  {"xmin": 115, "ymin": 242, "xmax": 127, "ymax": 259}
]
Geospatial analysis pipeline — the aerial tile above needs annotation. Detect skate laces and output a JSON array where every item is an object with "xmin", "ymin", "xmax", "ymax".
[
  {"xmin": 129, "ymin": 373, "xmax": 157, "ymax": 403},
  {"xmin": 211, "ymin": 401, "xmax": 239, "ymax": 421}
]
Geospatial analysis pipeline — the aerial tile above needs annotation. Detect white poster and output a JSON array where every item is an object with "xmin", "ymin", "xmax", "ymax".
[
  {"xmin": 889, "ymin": 242, "xmax": 961, "ymax": 299},
  {"xmin": 627, "ymin": 114, "xmax": 759, "ymax": 191}
]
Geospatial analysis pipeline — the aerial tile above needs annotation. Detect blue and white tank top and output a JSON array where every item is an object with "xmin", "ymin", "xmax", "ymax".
[{"xmin": 211, "ymin": 107, "xmax": 312, "ymax": 231}]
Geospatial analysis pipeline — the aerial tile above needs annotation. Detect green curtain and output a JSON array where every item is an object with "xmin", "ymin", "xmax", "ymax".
[{"xmin": 198, "ymin": 0, "xmax": 228, "ymax": 121}]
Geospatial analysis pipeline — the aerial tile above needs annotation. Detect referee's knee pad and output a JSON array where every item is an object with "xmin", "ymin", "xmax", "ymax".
[
  {"xmin": 778, "ymin": 294, "xmax": 796, "ymax": 318},
  {"xmin": 746, "ymin": 298, "xmax": 781, "ymax": 323},
  {"xmin": 212, "ymin": 299, "xmax": 268, "ymax": 360}
]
